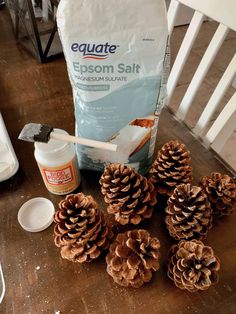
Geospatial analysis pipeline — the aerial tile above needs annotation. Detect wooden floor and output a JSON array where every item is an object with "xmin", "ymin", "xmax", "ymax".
[{"xmin": 0, "ymin": 8, "xmax": 236, "ymax": 314}]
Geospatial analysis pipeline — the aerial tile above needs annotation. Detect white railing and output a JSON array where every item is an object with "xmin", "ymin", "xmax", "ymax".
[{"xmin": 167, "ymin": 0, "xmax": 236, "ymax": 169}]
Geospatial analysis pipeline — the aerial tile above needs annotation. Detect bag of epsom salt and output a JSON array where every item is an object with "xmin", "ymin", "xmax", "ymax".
[{"xmin": 57, "ymin": 0, "xmax": 169, "ymax": 174}]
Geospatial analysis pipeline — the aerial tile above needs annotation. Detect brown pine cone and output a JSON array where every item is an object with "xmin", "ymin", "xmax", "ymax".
[
  {"xmin": 165, "ymin": 184, "xmax": 212, "ymax": 240},
  {"xmin": 54, "ymin": 193, "xmax": 113, "ymax": 263},
  {"xmin": 100, "ymin": 163, "xmax": 157, "ymax": 225},
  {"xmin": 106, "ymin": 229, "xmax": 160, "ymax": 288},
  {"xmin": 149, "ymin": 140, "xmax": 193, "ymax": 197},
  {"xmin": 200, "ymin": 172, "xmax": 236, "ymax": 216},
  {"xmin": 168, "ymin": 240, "xmax": 220, "ymax": 292}
]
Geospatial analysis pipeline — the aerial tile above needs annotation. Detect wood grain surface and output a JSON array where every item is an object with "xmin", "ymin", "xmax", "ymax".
[{"xmin": 0, "ymin": 9, "xmax": 236, "ymax": 314}]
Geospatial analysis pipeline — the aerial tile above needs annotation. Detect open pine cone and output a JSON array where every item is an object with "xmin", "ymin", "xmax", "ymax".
[
  {"xmin": 100, "ymin": 164, "xmax": 157, "ymax": 225},
  {"xmin": 106, "ymin": 229, "xmax": 160, "ymax": 288},
  {"xmin": 200, "ymin": 172, "xmax": 236, "ymax": 216},
  {"xmin": 54, "ymin": 193, "xmax": 113, "ymax": 263},
  {"xmin": 149, "ymin": 140, "xmax": 193, "ymax": 198},
  {"xmin": 168, "ymin": 240, "xmax": 220, "ymax": 292},
  {"xmin": 165, "ymin": 184, "xmax": 212, "ymax": 240}
]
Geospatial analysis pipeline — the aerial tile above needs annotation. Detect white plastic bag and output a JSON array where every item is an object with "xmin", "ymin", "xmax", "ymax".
[{"xmin": 57, "ymin": 0, "xmax": 169, "ymax": 173}]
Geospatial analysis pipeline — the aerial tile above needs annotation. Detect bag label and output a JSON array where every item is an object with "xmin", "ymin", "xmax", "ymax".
[
  {"xmin": 71, "ymin": 42, "xmax": 119, "ymax": 58},
  {"xmin": 43, "ymin": 166, "xmax": 73, "ymax": 185}
]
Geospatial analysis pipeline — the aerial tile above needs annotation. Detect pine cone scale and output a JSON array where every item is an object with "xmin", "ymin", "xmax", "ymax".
[
  {"xmin": 127, "ymin": 254, "xmax": 141, "ymax": 269},
  {"xmin": 130, "ymin": 215, "xmax": 142, "ymax": 225}
]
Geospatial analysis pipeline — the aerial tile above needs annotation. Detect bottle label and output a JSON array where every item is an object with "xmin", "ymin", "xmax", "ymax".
[{"xmin": 38, "ymin": 157, "xmax": 80, "ymax": 195}]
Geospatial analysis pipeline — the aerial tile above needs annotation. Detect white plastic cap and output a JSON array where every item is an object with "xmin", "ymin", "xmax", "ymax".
[{"xmin": 18, "ymin": 197, "xmax": 55, "ymax": 232}]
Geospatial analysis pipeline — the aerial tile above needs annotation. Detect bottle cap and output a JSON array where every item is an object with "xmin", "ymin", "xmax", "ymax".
[
  {"xmin": 18, "ymin": 197, "xmax": 55, "ymax": 232},
  {"xmin": 34, "ymin": 129, "xmax": 69, "ymax": 159}
]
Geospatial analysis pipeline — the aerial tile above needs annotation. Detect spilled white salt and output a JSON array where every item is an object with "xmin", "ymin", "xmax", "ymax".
[{"xmin": 86, "ymin": 125, "xmax": 150, "ymax": 164}]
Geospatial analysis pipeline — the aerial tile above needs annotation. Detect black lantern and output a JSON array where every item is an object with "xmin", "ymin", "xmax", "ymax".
[{"xmin": 6, "ymin": 0, "xmax": 62, "ymax": 62}]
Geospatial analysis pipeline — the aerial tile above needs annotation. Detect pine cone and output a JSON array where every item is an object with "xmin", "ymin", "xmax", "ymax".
[
  {"xmin": 54, "ymin": 193, "xmax": 113, "ymax": 263},
  {"xmin": 100, "ymin": 164, "xmax": 157, "ymax": 225},
  {"xmin": 106, "ymin": 229, "xmax": 160, "ymax": 288},
  {"xmin": 165, "ymin": 184, "xmax": 212, "ymax": 240},
  {"xmin": 200, "ymin": 172, "xmax": 236, "ymax": 216},
  {"xmin": 149, "ymin": 140, "xmax": 193, "ymax": 197},
  {"xmin": 168, "ymin": 240, "xmax": 220, "ymax": 292}
]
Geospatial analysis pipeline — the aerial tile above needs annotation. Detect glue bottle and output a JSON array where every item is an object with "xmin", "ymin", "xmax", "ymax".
[{"xmin": 34, "ymin": 129, "xmax": 80, "ymax": 195}]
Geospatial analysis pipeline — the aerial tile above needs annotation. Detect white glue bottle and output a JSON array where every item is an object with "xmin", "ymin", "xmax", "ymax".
[{"xmin": 34, "ymin": 129, "xmax": 80, "ymax": 195}]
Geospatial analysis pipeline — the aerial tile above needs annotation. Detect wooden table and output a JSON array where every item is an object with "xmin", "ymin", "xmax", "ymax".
[{"xmin": 1, "ymin": 9, "xmax": 236, "ymax": 314}]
